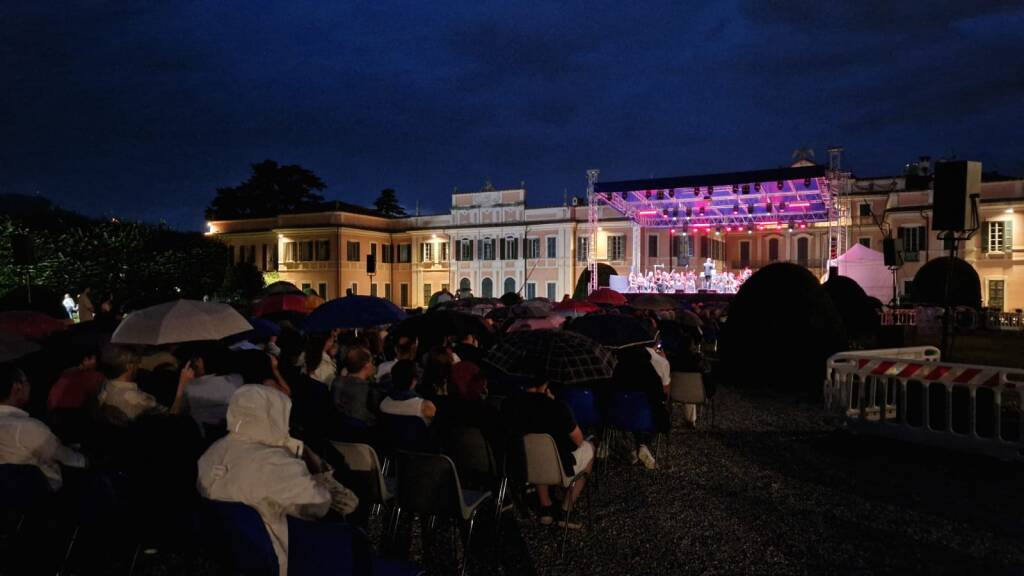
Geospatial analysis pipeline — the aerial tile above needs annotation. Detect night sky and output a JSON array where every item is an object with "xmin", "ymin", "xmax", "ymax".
[{"xmin": 3, "ymin": 2, "xmax": 1023, "ymax": 230}]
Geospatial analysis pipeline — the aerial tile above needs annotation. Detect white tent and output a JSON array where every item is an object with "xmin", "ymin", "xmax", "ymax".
[{"xmin": 832, "ymin": 243, "xmax": 892, "ymax": 303}]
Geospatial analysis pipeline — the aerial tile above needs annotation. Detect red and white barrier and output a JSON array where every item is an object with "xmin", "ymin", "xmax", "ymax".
[{"xmin": 825, "ymin": 347, "xmax": 1024, "ymax": 461}]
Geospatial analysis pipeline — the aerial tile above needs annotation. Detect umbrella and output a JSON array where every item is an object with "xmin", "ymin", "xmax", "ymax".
[
  {"xmin": 565, "ymin": 314, "xmax": 657, "ymax": 349},
  {"xmin": 629, "ymin": 293, "xmax": 678, "ymax": 311},
  {"xmin": 252, "ymin": 294, "xmax": 309, "ymax": 317},
  {"xmin": 507, "ymin": 316, "xmax": 564, "ymax": 332},
  {"xmin": 0, "ymin": 311, "xmax": 68, "ymax": 341},
  {"xmin": 499, "ymin": 292, "xmax": 523, "ymax": 307},
  {"xmin": 393, "ymin": 310, "xmax": 491, "ymax": 350},
  {"xmin": 263, "ymin": 281, "xmax": 304, "ymax": 296},
  {"xmin": 303, "ymin": 295, "xmax": 407, "ymax": 332},
  {"xmin": 440, "ymin": 297, "xmax": 503, "ymax": 317},
  {"xmin": 679, "ymin": 309, "xmax": 704, "ymax": 328},
  {"xmin": 485, "ymin": 329, "xmax": 615, "ymax": 387},
  {"xmin": 554, "ymin": 300, "xmax": 600, "ymax": 315},
  {"xmin": 110, "ymin": 300, "xmax": 252, "ymax": 345},
  {"xmin": 0, "ymin": 332, "xmax": 41, "ymax": 362},
  {"xmin": 510, "ymin": 300, "xmax": 553, "ymax": 319},
  {"xmin": 428, "ymin": 290, "xmax": 455, "ymax": 308},
  {"xmin": 587, "ymin": 288, "xmax": 627, "ymax": 306}
]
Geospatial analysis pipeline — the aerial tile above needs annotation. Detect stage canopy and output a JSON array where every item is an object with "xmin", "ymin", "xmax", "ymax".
[{"xmin": 593, "ymin": 165, "xmax": 831, "ymax": 231}]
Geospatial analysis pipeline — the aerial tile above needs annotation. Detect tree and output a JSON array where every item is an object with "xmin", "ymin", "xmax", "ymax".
[
  {"xmin": 218, "ymin": 262, "xmax": 265, "ymax": 304},
  {"xmin": 206, "ymin": 160, "xmax": 326, "ymax": 220},
  {"xmin": 373, "ymin": 188, "xmax": 407, "ymax": 217},
  {"xmin": 572, "ymin": 264, "xmax": 619, "ymax": 300}
]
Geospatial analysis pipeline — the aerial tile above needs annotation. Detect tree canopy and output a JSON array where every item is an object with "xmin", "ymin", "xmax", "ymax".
[
  {"xmin": 206, "ymin": 160, "xmax": 326, "ymax": 220},
  {"xmin": 373, "ymin": 188, "xmax": 407, "ymax": 217}
]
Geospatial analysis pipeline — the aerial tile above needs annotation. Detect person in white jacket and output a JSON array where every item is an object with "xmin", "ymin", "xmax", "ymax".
[{"xmin": 197, "ymin": 385, "xmax": 357, "ymax": 575}]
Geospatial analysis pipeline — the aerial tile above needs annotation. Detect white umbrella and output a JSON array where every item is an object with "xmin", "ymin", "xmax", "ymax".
[
  {"xmin": 111, "ymin": 300, "xmax": 252, "ymax": 345},
  {"xmin": 0, "ymin": 332, "xmax": 41, "ymax": 362}
]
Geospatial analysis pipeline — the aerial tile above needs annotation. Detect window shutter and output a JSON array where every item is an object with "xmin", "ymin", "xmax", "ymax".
[
  {"xmin": 919, "ymin": 226, "xmax": 928, "ymax": 252},
  {"xmin": 454, "ymin": 240, "xmax": 461, "ymax": 261},
  {"xmin": 1004, "ymin": 220, "xmax": 1013, "ymax": 254},
  {"xmin": 982, "ymin": 222, "xmax": 990, "ymax": 252},
  {"xmin": 490, "ymin": 238, "xmax": 496, "ymax": 260},
  {"xmin": 477, "ymin": 239, "xmax": 483, "ymax": 259},
  {"xmin": 499, "ymin": 238, "xmax": 506, "ymax": 260}
]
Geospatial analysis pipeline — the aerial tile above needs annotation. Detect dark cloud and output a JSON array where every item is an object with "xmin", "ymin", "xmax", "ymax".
[{"xmin": 1, "ymin": 1, "xmax": 1022, "ymax": 229}]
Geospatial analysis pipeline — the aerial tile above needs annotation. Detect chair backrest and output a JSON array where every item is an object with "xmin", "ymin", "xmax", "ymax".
[
  {"xmin": 604, "ymin": 390, "xmax": 656, "ymax": 433},
  {"xmin": 0, "ymin": 464, "xmax": 51, "ymax": 511},
  {"xmin": 522, "ymin": 433, "xmax": 570, "ymax": 487},
  {"xmin": 287, "ymin": 516, "xmax": 368, "ymax": 576},
  {"xmin": 443, "ymin": 425, "xmax": 497, "ymax": 482},
  {"xmin": 395, "ymin": 451, "xmax": 465, "ymax": 518},
  {"xmin": 555, "ymin": 387, "xmax": 602, "ymax": 430},
  {"xmin": 204, "ymin": 499, "xmax": 278, "ymax": 576},
  {"xmin": 331, "ymin": 441, "xmax": 389, "ymax": 504},
  {"xmin": 669, "ymin": 372, "xmax": 706, "ymax": 404},
  {"xmin": 379, "ymin": 413, "xmax": 430, "ymax": 455}
]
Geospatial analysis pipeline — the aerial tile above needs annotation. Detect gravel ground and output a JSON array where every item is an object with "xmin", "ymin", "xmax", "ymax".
[
  {"xmin": 477, "ymin": 386, "xmax": 1024, "ymax": 576},
  {"xmin": 9, "ymin": 386, "xmax": 1022, "ymax": 575}
]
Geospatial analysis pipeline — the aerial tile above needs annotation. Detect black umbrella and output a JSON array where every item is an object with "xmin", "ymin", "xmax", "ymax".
[
  {"xmin": 392, "ymin": 310, "xmax": 492, "ymax": 350},
  {"xmin": 565, "ymin": 314, "xmax": 657, "ymax": 349},
  {"xmin": 485, "ymin": 329, "xmax": 615, "ymax": 387},
  {"xmin": 262, "ymin": 280, "xmax": 304, "ymax": 296}
]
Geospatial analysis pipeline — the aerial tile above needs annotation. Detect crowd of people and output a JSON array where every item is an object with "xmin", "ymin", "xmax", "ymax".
[
  {"xmin": 628, "ymin": 260, "xmax": 752, "ymax": 294},
  {"xmin": 0, "ymin": 289, "xmax": 712, "ymax": 574}
]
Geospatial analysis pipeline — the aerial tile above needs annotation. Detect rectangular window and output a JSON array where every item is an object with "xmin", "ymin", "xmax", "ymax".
[
  {"xmin": 421, "ymin": 242, "xmax": 433, "ymax": 262},
  {"xmin": 301, "ymin": 282, "xmax": 311, "ymax": 292},
  {"xmin": 370, "ymin": 242, "xmax": 377, "ymax": 260},
  {"xmin": 370, "ymin": 283, "xmax": 378, "ymax": 297},
  {"xmin": 400, "ymin": 283, "xmax": 409, "ymax": 307},
  {"xmin": 283, "ymin": 242, "xmax": 293, "ymax": 263},
  {"xmin": 300, "ymin": 241, "xmax": 314, "ymax": 262},
  {"xmin": 859, "ymin": 203, "xmax": 872, "ymax": 217},
  {"xmin": 504, "ymin": 237, "xmax": 518, "ymax": 260},
  {"xmin": 350, "ymin": 282, "xmax": 358, "ymax": 295},
  {"xmin": 700, "ymin": 236, "xmax": 709, "ymax": 258},
  {"xmin": 988, "ymin": 221, "xmax": 1006, "ymax": 252},
  {"xmin": 441, "ymin": 242, "xmax": 449, "ymax": 262},
  {"xmin": 903, "ymin": 280, "xmax": 914, "ymax": 298},
  {"xmin": 546, "ymin": 282, "xmax": 557, "ymax": 301},
  {"xmin": 423, "ymin": 283, "xmax": 432, "ymax": 304},
  {"xmin": 648, "ymin": 235, "xmax": 659, "ymax": 258},
  {"xmin": 317, "ymin": 282, "xmax": 327, "ymax": 299},
  {"xmin": 271, "ymin": 244, "xmax": 279, "ymax": 270},
  {"xmin": 858, "ymin": 237, "xmax": 871, "ymax": 249},
  {"xmin": 316, "ymin": 240, "xmax": 330, "ymax": 261},
  {"xmin": 441, "ymin": 283, "xmax": 449, "ymax": 292},
  {"xmin": 381, "ymin": 244, "xmax": 393, "ymax": 263},
  {"xmin": 481, "ymin": 239, "xmax": 495, "ymax": 260},
  {"xmin": 988, "ymin": 279, "xmax": 1005, "ymax": 310},
  {"xmin": 384, "ymin": 283, "xmax": 392, "ymax": 302},
  {"xmin": 608, "ymin": 235, "xmax": 626, "ymax": 261},
  {"xmin": 346, "ymin": 241, "xmax": 360, "ymax": 262},
  {"xmin": 576, "ymin": 237, "xmax": 589, "ymax": 262},
  {"xmin": 261, "ymin": 244, "xmax": 268, "ymax": 271},
  {"xmin": 525, "ymin": 238, "xmax": 540, "ymax": 259},
  {"xmin": 547, "ymin": 236, "xmax": 557, "ymax": 258},
  {"xmin": 526, "ymin": 282, "xmax": 536, "ymax": 300},
  {"xmin": 397, "ymin": 243, "xmax": 412, "ymax": 263},
  {"xmin": 899, "ymin": 226, "xmax": 926, "ymax": 261},
  {"xmin": 458, "ymin": 239, "xmax": 474, "ymax": 261}
]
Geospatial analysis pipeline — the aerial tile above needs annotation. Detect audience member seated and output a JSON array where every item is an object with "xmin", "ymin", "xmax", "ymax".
[
  {"xmin": 0, "ymin": 363, "xmax": 87, "ymax": 491},
  {"xmin": 376, "ymin": 335, "xmax": 418, "ymax": 382},
  {"xmin": 380, "ymin": 360, "xmax": 437, "ymax": 424},
  {"xmin": 502, "ymin": 378, "xmax": 593, "ymax": 527},
  {"xmin": 47, "ymin": 348, "xmax": 105, "ymax": 412},
  {"xmin": 197, "ymin": 385, "xmax": 358, "ymax": 576},
  {"xmin": 332, "ymin": 346, "xmax": 385, "ymax": 427},
  {"xmin": 452, "ymin": 331, "xmax": 483, "ymax": 365},
  {"xmin": 300, "ymin": 332, "xmax": 338, "ymax": 387},
  {"xmin": 419, "ymin": 345, "xmax": 455, "ymax": 399},
  {"xmin": 98, "ymin": 344, "xmax": 188, "ymax": 425},
  {"xmin": 611, "ymin": 346, "xmax": 669, "ymax": 469},
  {"xmin": 176, "ymin": 342, "xmax": 244, "ymax": 430}
]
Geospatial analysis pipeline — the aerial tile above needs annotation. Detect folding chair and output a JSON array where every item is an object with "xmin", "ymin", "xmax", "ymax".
[
  {"xmin": 287, "ymin": 516, "xmax": 424, "ymax": 576},
  {"xmin": 442, "ymin": 425, "xmax": 509, "ymax": 525},
  {"xmin": 203, "ymin": 499, "xmax": 278, "ymax": 576},
  {"xmin": 332, "ymin": 441, "xmax": 394, "ymax": 521},
  {"xmin": 669, "ymin": 371, "xmax": 714, "ymax": 427},
  {"xmin": 522, "ymin": 433, "xmax": 591, "ymax": 558},
  {"xmin": 603, "ymin": 390, "xmax": 664, "ymax": 469}
]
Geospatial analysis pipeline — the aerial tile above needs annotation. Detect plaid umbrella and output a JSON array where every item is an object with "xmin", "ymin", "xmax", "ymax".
[
  {"xmin": 565, "ymin": 314, "xmax": 656, "ymax": 349},
  {"xmin": 485, "ymin": 329, "xmax": 615, "ymax": 386}
]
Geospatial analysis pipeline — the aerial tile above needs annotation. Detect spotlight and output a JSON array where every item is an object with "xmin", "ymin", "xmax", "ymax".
[
  {"xmin": 746, "ymin": 226, "xmax": 753, "ymax": 235},
  {"xmin": 776, "ymin": 180, "xmax": 784, "ymax": 190},
  {"xmin": 657, "ymin": 190, "xmax": 665, "ymax": 200},
  {"xmin": 804, "ymin": 177, "xmax": 812, "ymax": 187},
  {"xmin": 799, "ymin": 222, "xmax": 807, "ymax": 229},
  {"xmin": 732, "ymin": 183, "xmax": 739, "ymax": 194},
  {"xmin": 693, "ymin": 187, "xmax": 700, "ymax": 197},
  {"xmin": 685, "ymin": 207, "xmax": 692, "ymax": 218},
  {"xmin": 672, "ymin": 207, "xmax": 679, "ymax": 218},
  {"xmin": 732, "ymin": 203, "xmax": 740, "ymax": 215},
  {"xmin": 741, "ymin": 184, "xmax": 750, "ymax": 194},
  {"xmin": 699, "ymin": 206, "xmax": 705, "ymax": 216},
  {"xmin": 754, "ymin": 182, "xmax": 762, "ymax": 192},
  {"xmin": 787, "ymin": 222, "xmax": 794, "ymax": 232},
  {"xmin": 725, "ymin": 226, "xmax": 732, "ymax": 232},
  {"xmin": 707, "ymin": 185, "xmax": 715, "ymax": 196},
  {"xmin": 662, "ymin": 208, "xmax": 669, "ymax": 216},
  {"xmin": 645, "ymin": 190, "xmax": 652, "ymax": 199},
  {"xmin": 778, "ymin": 201, "xmax": 787, "ymax": 212},
  {"xmin": 668, "ymin": 188, "xmax": 675, "ymax": 198},
  {"xmin": 746, "ymin": 204, "xmax": 755, "ymax": 215},
  {"xmin": 766, "ymin": 202, "xmax": 774, "ymax": 213},
  {"xmin": 715, "ymin": 226, "xmax": 722, "ymax": 236},
  {"xmin": 622, "ymin": 191, "xmax": 629, "ymax": 201}
]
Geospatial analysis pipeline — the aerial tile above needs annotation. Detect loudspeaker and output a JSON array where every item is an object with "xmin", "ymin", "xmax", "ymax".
[
  {"xmin": 932, "ymin": 160, "xmax": 980, "ymax": 231},
  {"xmin": 828, "ymin": 265, "xmax": 839, "ymax": 279},
  {"xmin": 883, "ymin": 237, "xmax": 899, "ymax": 267},
  {"xmin": 366, "ymin": 254, "xmax": 376, "ymax": 275},
  {"xmin": 11, "ymin": 234, "xmax": 33, "ymax": 266}
]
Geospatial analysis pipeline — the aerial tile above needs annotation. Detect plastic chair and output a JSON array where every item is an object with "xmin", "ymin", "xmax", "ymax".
[
  {"xmin": 603, "ymin": 390, "xmax": 663, "ymax": 468},
  {"xmin": 442, "ymin": 425, "xmax": 509, "ymax": 524},
  {"xmin": 522, "ymin": 433, "xmax": 590, "ymax": 557},
  {"xmin": 555, "ymin": 387, "xmax": 603, "ymax": 431},
  {"xmin": 669, "ymin": 372, "xmax": 714, "ymax": 427},
  {"xmin": 378, "ymin": 414, "xmax": 430, "ymax": 475},
  {"xmin": 204, "ymin": 499, "xmax": 278, "ymax": 576},
  {"xmin": 332, "ymin": 441, "xmax": 394, "ymax": 520},
  {"xmin": 287, "ymin": 516, "xmax": 424, "ymax": 576},
  {"xmin": 393, "ymin": 452, "xmax": 491, "ymax": 576}
]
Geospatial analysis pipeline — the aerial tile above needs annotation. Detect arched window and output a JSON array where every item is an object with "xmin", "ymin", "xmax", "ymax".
[
  {"xmin": 459, "ymin": 277, "xmax": 471, "ymax": 296},
  {"xmin": 503, "ymin": 277, "xmax": 516, "ymax": 295},
  {"xmin": 768, "ymin": 238, "xmax": 780, "ymax": 262},
  {"xmin": 481, "ymin": 277, "xmax": 493, "ymax": 298},
  {"xmin": 796, "ymin": 237, "xmax": 810, "ymax": 266}
]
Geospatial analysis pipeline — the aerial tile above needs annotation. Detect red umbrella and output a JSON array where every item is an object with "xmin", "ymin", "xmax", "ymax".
[
  {"xmin": 0, "ymin": 311, "xmax": 68, "ymax": 341},
  {"xmin": 554, "ymin": 300, "xmax": 600, "ymax": 315},
  {"xmin": 587, "ymin": 288, "xmax": 628, "ymax": 306},
  {"xmin": 252, "ymin": 294, "xmax": 310, "ymax": 318}
]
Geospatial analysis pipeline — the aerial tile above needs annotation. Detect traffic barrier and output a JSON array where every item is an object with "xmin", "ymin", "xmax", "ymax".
[{"xmin": 825, "ymin": 347, "xmax": 1024, "ymax": 461}]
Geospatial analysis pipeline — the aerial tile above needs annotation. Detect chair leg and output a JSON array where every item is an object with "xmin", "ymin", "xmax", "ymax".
[
  {"xmin": 559, "ymin": 478, "xmax": 578, "ymax": 559},
  {"xmin": 59, "ymin": 525, "xmax": 80, "ymax": 576},
  {"xmin": 493, "ymin": 476, "xmax": 508, "ymax": 523},
  {"xmin": 461, "ymin": 510, "xmax": 477, "ymax": 576},
  {"xmin": 126, "ymin": 541, "xmax": 141, "ymax": 576}
]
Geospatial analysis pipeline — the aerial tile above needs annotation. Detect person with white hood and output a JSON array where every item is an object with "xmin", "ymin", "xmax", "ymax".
[{"xmin": 197, "ymin": 385, "xmax": 358, "ymax": 575}]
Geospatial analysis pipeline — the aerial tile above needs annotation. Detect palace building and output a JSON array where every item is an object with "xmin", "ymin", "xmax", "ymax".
[{"xmin": 207, "ymin": 157, "xmax": 1024, "ymax": 311}]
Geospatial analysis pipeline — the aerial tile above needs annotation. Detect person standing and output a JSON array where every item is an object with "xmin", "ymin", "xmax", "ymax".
[
  {"xmin": 703, "ymin": 258, "xmax": 715, "ymax": 291},
  {"xmin": 61, "ymin": 293, "xmax": 77, "ymax": 320},
  {"xmin": 77, "ymin": 288, "xmax": 95, "ymax": 322}
]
